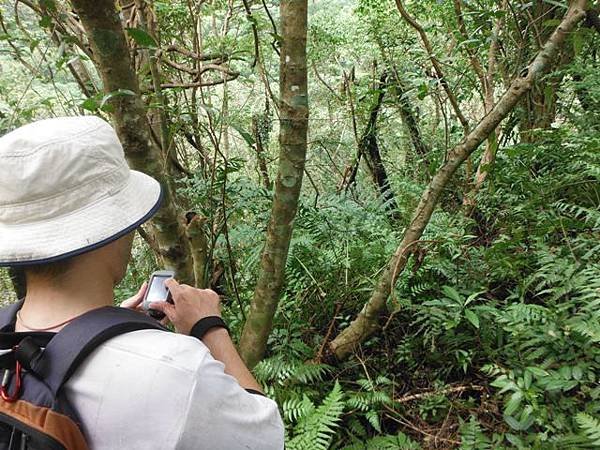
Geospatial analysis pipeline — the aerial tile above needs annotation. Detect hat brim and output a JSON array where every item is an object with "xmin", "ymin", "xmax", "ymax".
[{"xmin": 0, "ymin": 170, "xmax": 162, "ymax": 267}]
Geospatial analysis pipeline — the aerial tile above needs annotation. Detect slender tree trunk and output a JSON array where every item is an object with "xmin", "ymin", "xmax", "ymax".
[
  {"xmin": 360, "ymin": 73, "xmax": 400, "ymax": 221},
  {"xmin": 252, "ymin": 115, "xmax": 273, "ymax": 190},
  {"xmin": 391, "ymin": 73, "xmax": 430, "ymax": 168},
  {"xmin": 395, "ymin": 0, "xmax": 470, "ymax": 134},
  {"xmin": 340, "ymin": 71, "xmax": 403, "ymax": 218},
  {"xmin": 462, "ymin": 1, "xmax": 506, "ymax": 213},
  {"xmin": 239, "ymin": 0, "xmax": 309, "ymax": 368},
  {"xmin": 69, "ymin": 0, "xmax": 195, "ymax": 283},
  {"xmin": 327, "ymin": 1, "xmax": 588, "ymax": 361}
]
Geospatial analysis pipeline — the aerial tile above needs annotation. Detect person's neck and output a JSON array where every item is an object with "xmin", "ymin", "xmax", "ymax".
[{"xmin": 17, "ymin": 268, "xmax": 115, "ymax": 332}]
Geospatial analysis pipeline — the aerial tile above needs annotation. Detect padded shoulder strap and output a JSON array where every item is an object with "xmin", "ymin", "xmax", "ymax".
[
  {"xmin": 36, "ymin": 307, "xmax": 167, "ymax": 395},
  {"xmin": 0, "ymin": 299, "xmax": 24, "ymax": 331}
]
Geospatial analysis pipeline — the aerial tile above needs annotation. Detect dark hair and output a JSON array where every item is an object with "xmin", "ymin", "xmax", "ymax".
[{"xmin": 23, "ymin": 258, "xmax": 73, "ymax": 282}]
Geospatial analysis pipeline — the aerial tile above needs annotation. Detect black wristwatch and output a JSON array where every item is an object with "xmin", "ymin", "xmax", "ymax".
[{"xmin": 189, "ymin": 316, "xmax": 229, "ymax": 341}]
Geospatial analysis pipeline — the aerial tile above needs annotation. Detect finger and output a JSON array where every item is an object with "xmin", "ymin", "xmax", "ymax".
[
  {"xmin": 164, "ymin": 278, "xmax": 183, "ymax": 302},
  {"xmin": 149, "ymin": 301, "xmax": 176, "ymax": 321},
  {"xmin": 160, "ymin": 316, "xmax": 170, "ymax": 327},
  {"xmin": 133, "ymin": 282, "xmax": 148, "ymax": 303}
]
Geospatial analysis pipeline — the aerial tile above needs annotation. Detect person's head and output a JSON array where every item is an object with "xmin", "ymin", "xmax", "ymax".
[
  {"xmin": 0, "ymin": 116, "xmax": 162, "ymax": 292},
  {"xmin": 22, "ymin": 231, "xmax": 136, "ymax": 288}
]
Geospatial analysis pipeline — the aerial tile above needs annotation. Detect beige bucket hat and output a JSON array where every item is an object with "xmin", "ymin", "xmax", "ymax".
[{"xmin": 0, "ymin": 116, "xmax": 162, "ymax": 266}]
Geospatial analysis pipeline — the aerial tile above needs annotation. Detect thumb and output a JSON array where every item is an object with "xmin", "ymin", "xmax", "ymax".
[
  {"xmin": 149, "ymin": 301, "xmax": 176, "ymax": 321},
  {"xmin": 137, "ymin": 281, "xmax": 148, "ymax": 294},
  {"xmin": 120, "ymin": 282, "xmax": 147, "ymax": 309}
]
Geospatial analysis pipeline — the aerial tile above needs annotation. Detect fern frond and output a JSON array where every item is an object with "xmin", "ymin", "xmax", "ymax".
[
  {"xmin": 576, "ymin": 413, "xmax": 600, "ymax": 447},
  {"xmin": 364, "ymin": 432, "xmax": 421, "ymax": 449},
  {"xmin": 287, "ymin": 381, "xmax": 345, "ymax": 450}
]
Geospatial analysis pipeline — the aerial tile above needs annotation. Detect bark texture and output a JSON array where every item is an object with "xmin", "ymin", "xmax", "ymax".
[
  {"xmin": 239, "ymin": 0, "xmax": 309, "ymax": 368},
  {"xmin": 70, "ymin": 0, "xmax": 194, "ymax": 282},
  {"xmin": 328, "ymin": 1, "xmax": 588, "ymax": 361}
]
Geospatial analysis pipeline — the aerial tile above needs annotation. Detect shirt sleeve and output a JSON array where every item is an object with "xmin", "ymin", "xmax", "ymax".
[{"xmin": 175, "ymin": 352, "xmax": 285, "ymax": 450}]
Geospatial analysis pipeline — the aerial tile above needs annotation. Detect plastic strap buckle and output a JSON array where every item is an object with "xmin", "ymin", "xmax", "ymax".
[{"xmin": 1, "ymin": 347, "xmax": 22, "ymax": 403}]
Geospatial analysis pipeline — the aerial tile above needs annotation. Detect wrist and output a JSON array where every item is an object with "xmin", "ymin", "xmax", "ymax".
[
  {"xmin": 189, "ymin": 316, "xmax": 229, "ymax": 341},
  {"xmin": 202, "ymin": 327, "xmax": 230, "ymax": 345}
]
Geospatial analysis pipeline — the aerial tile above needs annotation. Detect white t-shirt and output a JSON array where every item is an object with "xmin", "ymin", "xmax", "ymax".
[{"xmin": 63, "ymin": 329, "xmax": 285, "ymax": 449}]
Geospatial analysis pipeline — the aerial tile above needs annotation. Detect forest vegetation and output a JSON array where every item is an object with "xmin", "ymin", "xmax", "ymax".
[{"xmin": 0, "ymin": 0, "xmax": 599, "ymax": 448}]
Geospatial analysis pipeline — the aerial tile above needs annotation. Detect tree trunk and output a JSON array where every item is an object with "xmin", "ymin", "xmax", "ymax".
[
  {"xmin": 359, "ymin": 72, "xmax": 400, "ymax": 221},
  {"xmin": 391, "ymin": 73, "xmax": 430, "ymax": 168},
  {"xmin": 69, "ymin": 0, "xmax": 195, "ymax": 283},
  {"xmin": 462, "ymin": 0, "xmax": 506, "ymax": 214},
  {"xmin": 518, "ymin": 2, "xmax": 563, "ymax": 143},
  {"xmin": 239, "ymin": 0, "xmax": 309, "ymax": 368},
  {"xmin": 340, "ymin": 71, "xmax": 403, "ymax": 220},
  {"xmin": 327, "ymin": 1, "xmax": 588, "ymax": 361}
]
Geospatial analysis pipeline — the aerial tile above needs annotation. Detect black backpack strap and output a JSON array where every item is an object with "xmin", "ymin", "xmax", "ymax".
[
  {"xmin": 33, "ymin": 306, "xmax": 167, "ymax": 395},
  {"xmin": 0, "ymin": 299, "xmax": 24, "ymax": 331}
]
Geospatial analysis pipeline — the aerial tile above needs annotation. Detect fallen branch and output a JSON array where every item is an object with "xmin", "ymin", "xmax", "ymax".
[{"xmin": 395, "ymin": 384, "xmax": 486, "ymax": 403}]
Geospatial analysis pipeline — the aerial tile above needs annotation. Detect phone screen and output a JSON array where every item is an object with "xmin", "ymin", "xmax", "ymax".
[{"xmin": 146, "ymin": 275, "xmax": 172, "ymax": 303}]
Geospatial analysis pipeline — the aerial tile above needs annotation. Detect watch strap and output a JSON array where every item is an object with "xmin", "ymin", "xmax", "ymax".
[{"xmin": 189, "ymin": 316, "xmax": 229, "ymax": 340}]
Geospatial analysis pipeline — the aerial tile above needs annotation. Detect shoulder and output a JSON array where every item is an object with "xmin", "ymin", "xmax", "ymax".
[
  {"xmin": 65, "ymin": 330, "xmax": 212, "ymax": 448},
  {"xmin": 88, "ymin": 329, "xmax": 210, "ymax": 373}
]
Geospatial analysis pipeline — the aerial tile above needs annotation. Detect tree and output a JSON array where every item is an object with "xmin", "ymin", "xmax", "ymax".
[
  {"xmin": 239, "ymin": 0, "xmax": 309, "ymax": 368},
  {"xmin": 69, "ymin": 0, "xmax": 196, "ymax": 282}
]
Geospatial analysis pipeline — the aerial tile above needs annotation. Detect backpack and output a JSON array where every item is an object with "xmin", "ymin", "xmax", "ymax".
[{"xmin": 0, "ymin": 300, "xmax": 166, "ymax": 450}]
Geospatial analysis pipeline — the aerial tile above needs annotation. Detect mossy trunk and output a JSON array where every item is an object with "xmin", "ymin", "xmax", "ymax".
[
  {"xmin": 70, "ymin": 0, "xmax": 194, "ymax": 283},
  {"xmin": 239, "ymin": 0, "xmax": 309, "ymax": 368}
]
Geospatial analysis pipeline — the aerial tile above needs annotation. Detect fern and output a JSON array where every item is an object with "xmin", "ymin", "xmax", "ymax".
[
  {"xmin": 364, "ymin": 432, "xmax": 421, "ymax": 449},
  {"xmin": 283, "ymin": 395, "xmax": 315, "ymax": 423},
  {"xmin": 287, "ymin": 381, "xmax": 345, "ymax": 450},
  {"xmin": 576, "ymin": 413, "xmax": 600, "ymax": 447},
  {"xmin": 460, "ymin": 416, "xmax": 491, "ymax": 450},
  {"xmin": 255, "ymin": 356, "xmax": 331, "ymax": 386}
]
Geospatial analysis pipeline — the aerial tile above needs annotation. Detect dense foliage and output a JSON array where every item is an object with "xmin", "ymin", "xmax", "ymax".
[{"xmin": 1, "ymin": 0, "xmax": 599, "ymax": 448}]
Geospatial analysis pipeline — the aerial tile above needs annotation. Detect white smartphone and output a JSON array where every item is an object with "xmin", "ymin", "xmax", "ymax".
[{"xmin": 141, "ymin": 270, "xmax": 175, "ymax": 319}]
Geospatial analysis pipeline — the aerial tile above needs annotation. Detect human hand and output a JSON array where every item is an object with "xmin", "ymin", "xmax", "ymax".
[
  {"xmin": 149, "ymin": 279, "xmax": 222, "ymax": 335},
  {"xmin": 120, "ymin": 282, "xmax": 169, "ymax": 326},
  {"xmin": 119, "ymin": 282, "xmax": 147, "ymax": 310}
]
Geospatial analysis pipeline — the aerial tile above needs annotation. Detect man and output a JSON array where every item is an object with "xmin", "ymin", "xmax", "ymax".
[{"xmin": 0, "ymin": 116, "xmax": 284, "ymax": 449}]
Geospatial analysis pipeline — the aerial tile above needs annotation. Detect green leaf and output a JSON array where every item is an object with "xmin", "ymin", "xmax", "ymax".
[
  {"xmin": 38, "ymin": 16, "xmax": 52, "ymax": 28},
  {"xmin": 542, "ymin": 19, "xmax": 561, "ymax": 27},
  {"xmin": 542, "ymin": 0, "xmax": 567, "ymax": 9},
  {"xmin": 231, "ymin": 124, "xmax": 256, "ymax": 147},
  {"xmin": 125, "ymin": 28, "xmax": 157, "ymax": 48},
  {"xmin": 442, "ymin": 285, "xmax": 461, "ymax": 302},
  {"xmin": 504, "ymin": 391, "xmax": 523, "ymax": 416},
  {"xmin": 464, "ymin": 309, "xmax": 480, "ymax": 329},
  {"xmin": 80, "ymin": 97, "xmax": 99, "ymax": 112},
  {"xmin": 504, "ymin": 415, "xmax": 522, "ymax": 431},
  {"xmin": 573, "ymin": 29, "xmax": 583, "ymax": 56},
  {"xmin": 526, "ymin": 367, "xmax": 549, "ymax": 378},
  {"xmin": 99, "ymin": 89, "xmax": 136, "ymax": 109}
]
